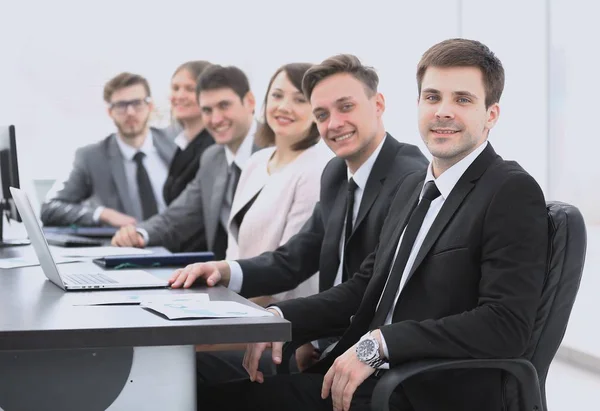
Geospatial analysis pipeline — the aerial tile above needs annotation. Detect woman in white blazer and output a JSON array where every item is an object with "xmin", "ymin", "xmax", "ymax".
[{"xmin": 226, "ymin": 63, "xmax": 333, "ymax": 306}]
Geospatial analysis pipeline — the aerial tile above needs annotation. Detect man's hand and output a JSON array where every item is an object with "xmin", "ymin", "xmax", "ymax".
[
  {"xmin": 242, "ymin": 308, "xmax": 283, "ymax": 383},
  {"xmin": 111, "ymin": 224, "xmax": 146, "ymax": 248},
  {"xmin": 100, "ymin": 208, "xmax": 137, "ymax": 228},
  {"xmin": 322, "ymin": 330, "xmax": 384, "ymax": 411},
  {"xmin": 169, "ymin": 260, "xmax": 231, "ymax": 288},
  {"xmin": 295, "ymin": 342, "xmax": 320, "ymax": 372}
]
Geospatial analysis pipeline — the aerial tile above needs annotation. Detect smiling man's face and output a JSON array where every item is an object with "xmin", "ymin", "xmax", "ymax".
[
  {"xmin": 311, "ymin": 73, "xmax": 385, "ymax": 171},
  {"xmin": 418, "ymin": 66, "xmax": 499, "ymax": 174}
]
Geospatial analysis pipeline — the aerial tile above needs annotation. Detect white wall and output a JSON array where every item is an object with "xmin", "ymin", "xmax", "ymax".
[
  {"xmin": 461, "ymin": 0, "xmax": 549, "ymax": 193},
  {"xmin": 548, "ymin": 1, "xmax": 600, "ymax": 224},
  {"xmin": 2, "ymin": 0, "xmax": 586, "ymax": 213},
  {"xmin": 0, "ymin": 0, "xmax": 459, "ymax": 189}
]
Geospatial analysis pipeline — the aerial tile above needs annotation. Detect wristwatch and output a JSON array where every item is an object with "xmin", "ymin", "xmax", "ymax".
[{"xmin": 355, "ymin": 333, "xmax": 385, "ymax": 368}]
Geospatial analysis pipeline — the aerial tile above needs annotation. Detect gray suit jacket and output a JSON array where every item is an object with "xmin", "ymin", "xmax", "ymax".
[
  {"xmin": 40, "ymin": 128, "xmax": 176, "ymax": 226},
  {"xmin": 139, "ymin": 141, "xmax": 261, "ymax": 253}
]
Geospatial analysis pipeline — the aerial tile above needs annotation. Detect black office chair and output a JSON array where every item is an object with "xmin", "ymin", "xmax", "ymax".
[
  {"xmin": 371, "ymin": 201, "xmax": 587, "ymax": 411},
  {"xmin": 278, "ymin": 201, "xmax": 587, "ymax": 411}
]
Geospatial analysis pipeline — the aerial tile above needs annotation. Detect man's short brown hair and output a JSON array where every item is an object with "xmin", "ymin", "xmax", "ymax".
[
  {"xmin": 417, "ymin": 38, "xmax": 505, "ymax": 108},
  {"xmin": 301, "ymin": 54, "xmax": 379, "ymax": 100},
  {"xmin": 103, "ymin": 72, "xmax": 151, "ymax": 103},
  {"xmin": 196, "ymin": 65, "xmax": 250, "ymax": 101}
]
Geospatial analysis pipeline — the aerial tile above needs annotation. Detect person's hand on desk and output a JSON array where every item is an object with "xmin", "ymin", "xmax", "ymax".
[
  {"xmin": 242, "ymin": 307, "xmax": 284, "ymax": 383},
  {"xmin": 111, "ymin": 225, "xmax": 146, "ymax": 248},
  {"xmin": 99, "ymin": 208, "xmax": 137, "ymax": 228},
  {"xmin": 169, "ymin": 261, "xmax": 231, "ymax": 288}
]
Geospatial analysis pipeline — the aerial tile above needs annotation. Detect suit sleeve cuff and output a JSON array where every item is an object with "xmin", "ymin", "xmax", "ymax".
[
  {"xmin": 93, "ymin": 206, "xmax": 105, "ymax": 223},
  {"xmin": 136, "ymin": 228, "xmax": 150, "ymax": 244},
  {"xmin": 227, "ymin": 261, "xmax": 243, "ymax": 293}
]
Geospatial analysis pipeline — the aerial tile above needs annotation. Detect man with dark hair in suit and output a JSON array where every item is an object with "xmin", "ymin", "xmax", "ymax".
[
  {"xmin": 170, "ymin": 54, "xmax": 428, "ymax": 381},
  {"xmin": 41, "ymin": 72, "xmax": 176, "ymax": 227},
  {"xmin": 189, "ymin": 39, "xmax": 549, "ymax": 411},
  {"xmin": 112, "ymin": 65, "xmax": 261, "ymax": 258}
]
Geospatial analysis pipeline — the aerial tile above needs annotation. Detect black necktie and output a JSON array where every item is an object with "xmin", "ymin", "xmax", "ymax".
[
  {"xmin": 342, "ymin": 178, "xmax": 358, "ymax": 282},
  {"xmin": 370, "ymin": 181, "xmax": 441, "ymax": 328},
  {"xmin": 133, "ymin": 151, "xmax": 158, "ymax": 219},
  {"xmin": 228, "ymin": 162, "xmax": 242, "ymax": 205},
  {"xmin": 222, "ymin": 162, "xmax": 242, "ymax": 228}
]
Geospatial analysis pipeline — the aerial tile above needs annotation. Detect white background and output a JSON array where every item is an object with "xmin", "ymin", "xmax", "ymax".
[{"xmin": 0, "ymin": 0, "xmax": 551, "ymax": 199}]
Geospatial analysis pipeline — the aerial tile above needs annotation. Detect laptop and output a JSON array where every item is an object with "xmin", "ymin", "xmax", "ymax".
[{"xmin": 10, "ymin": 187, "xmax": 169, "ymax": 291}]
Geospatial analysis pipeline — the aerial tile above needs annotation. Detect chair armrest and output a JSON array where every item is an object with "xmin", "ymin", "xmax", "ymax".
[
  {"xmin": 276, "ymin": 328, "xmax": 347, "ymax": 374},
  {"xmin": 371, "ymin": 358, "xmax": 542, "ymax": 411}
]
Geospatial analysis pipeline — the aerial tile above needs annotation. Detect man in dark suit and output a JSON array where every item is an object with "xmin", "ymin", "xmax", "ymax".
[
  {"xmin": 111, "ymin": 65, "xmax": 261, "ymax": 257},
  {"xmin": 170, "ymin": 55, "xmax": 428, "ymax": 379},
  {"xmin": 194, "ymin": 39, "xmax": 549, "ymax": 411},
  {"xmin": 41, "ymin": 72, "xmax": 176, "ymax": 227}
]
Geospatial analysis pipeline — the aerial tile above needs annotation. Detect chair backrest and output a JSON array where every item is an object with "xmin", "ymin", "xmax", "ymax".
[{"xmin": 522, "ymin": 201, "xmax": 587, "ymax": 407}]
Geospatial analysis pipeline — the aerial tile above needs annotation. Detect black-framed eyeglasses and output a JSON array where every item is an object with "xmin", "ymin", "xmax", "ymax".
[{"xmin": 109, "ymin": 96, "xmax": 151, "ymax": 114}]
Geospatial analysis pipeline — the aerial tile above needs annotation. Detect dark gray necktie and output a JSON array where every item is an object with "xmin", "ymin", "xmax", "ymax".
[
  {"xmin": 133, "ymin": 151, "xmax": 158, "ymax": 219},
  {"xmin": 226, "ymin": 162, "xmax": 241, "ymax": 207},
  {"xmin": 222, "ymin": 162, "xmax": 242, "ymax": 227}
]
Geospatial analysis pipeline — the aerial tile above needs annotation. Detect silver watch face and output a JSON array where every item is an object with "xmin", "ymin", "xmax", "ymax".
[{"xmin": 357, "ymin": 339, "xmax": 377, "ymax": 360}]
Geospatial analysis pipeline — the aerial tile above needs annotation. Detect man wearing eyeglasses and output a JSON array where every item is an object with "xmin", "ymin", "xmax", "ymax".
[{"xmin": 41, "ymin": 72, "xmax": 176, "ymax": 227}]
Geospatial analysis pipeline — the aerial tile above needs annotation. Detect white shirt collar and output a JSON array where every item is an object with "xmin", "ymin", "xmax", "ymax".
[
  {"xmin": 423, "ymin": 140, "xmax": 489, "ymax": 200},
  {"xmin": 115, "ymin": 130, "xmax": 156, "ymax": 161},
  {"xmin": 174, "ymin": 131, "xmax": 189, "ymax": 151},
  {"xmin": 347, "ymin": 133, "xmax": 387, "ymax": 190},
  {"xmin": 224, "ymin": 120, "xmax": 256, "ymax": 169}
]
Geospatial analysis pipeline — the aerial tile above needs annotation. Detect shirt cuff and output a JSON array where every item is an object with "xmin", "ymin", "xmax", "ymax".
[
  {"xmin": 93, "ymin": 206, "xmax": 105, "ymax": 223},
  {"xmin": 379, "ymin": 331, "xmax": 390, "ymax": 360},
  {"xmin": 268, "ymin": 305, "xmax": 284, "ymax": 319},
  {"xmin": 227, "ymin": 261, "xmax": 243, "ymax": 293},
  {"xmin": 136, "ymin": 227, "xmax": 149, "ymax": 244}
]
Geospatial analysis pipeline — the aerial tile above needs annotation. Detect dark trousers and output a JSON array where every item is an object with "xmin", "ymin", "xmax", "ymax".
[
  {"xmin": 196, "ymin": 350, "xmax": 294, "ymax": 385},
  {"xmin": 197, "ymin": 372, "xmax": 412, "ymax": 411}
]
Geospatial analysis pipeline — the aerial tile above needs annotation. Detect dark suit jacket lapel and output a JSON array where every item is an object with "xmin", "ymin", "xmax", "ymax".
[
  {"xmin": 403, "ymin": 144, "xmax": 499, "ymax": 286},
  {"xmin": 350, "ymin": 135, "xmax": 396, "ymax": 238},
  {"xmin": 151, "ymin": 129, "xmax": 176, "ymax": 164},
  {"xmin": 328, "ymin": 178, "xmax": 423, "ymax": 350},
  {"xmin": 364, "ymin": 183, "xmax": 422, "ymax": 309},
  {"xmin": 320, "ymin": 181, "xmax": 348, "ymax": 290},
  {"xmin": 106, "ymin": 135, "xmax": 136, "ymax": 218}
]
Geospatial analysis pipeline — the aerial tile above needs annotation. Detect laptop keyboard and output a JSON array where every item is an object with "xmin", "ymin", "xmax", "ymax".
[{"xmin": 64, "ymin": 272, "xmax": 119, "ymax": 285}]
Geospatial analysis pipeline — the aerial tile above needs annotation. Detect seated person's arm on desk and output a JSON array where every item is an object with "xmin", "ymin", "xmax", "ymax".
[
  {"xmin": 169, "ymin": 207, "xmax": 324, "ymax": 296},
  {"xmin": 169, "ymin": 260, "xmax": 232, "ymax": 288},
  {"xmin": 113, "ymin": 162, "xmax": 205, "ymax": 249},
  {"xmin": 112, "ymin": 224, "xmax": 147, "ymax": 248},
  {"xmin": 41, "ymin": 148, "xmax": 136, "ymax": 227}
]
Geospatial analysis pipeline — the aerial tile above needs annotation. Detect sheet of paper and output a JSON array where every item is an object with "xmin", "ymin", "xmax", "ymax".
[
  {"xmin": 142, "ymin": 300, "xmax": 273, "ymax": 320},
  {"xmin": 0, "ymin": 256, "xmax": 81, "ymax": 269},
  {"xmin": 52, "ymin": 246, "xmax": 152, "ymax": 258},
  {"xmin": 71, "ymin": 293, "xmax": 210, "ymax": 306}
]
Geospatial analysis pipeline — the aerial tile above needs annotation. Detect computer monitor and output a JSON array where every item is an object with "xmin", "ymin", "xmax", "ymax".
[{"xmin": 0, "ymin": 125, "xmax": 30, "ymax": 247}]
